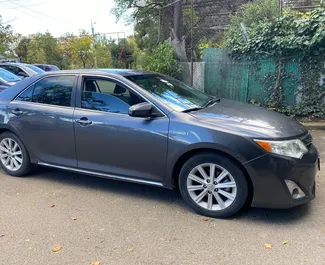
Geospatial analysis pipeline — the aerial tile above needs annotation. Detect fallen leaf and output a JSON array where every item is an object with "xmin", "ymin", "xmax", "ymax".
[
  {"xmin": 90, "ymin": 262, "xmax": 100, "ymax": 265},
  {"xmin": 282, "ymin": 240, "xmax": 289, "ymax": 245},
  {"xmin": 127, "ymin": 248, "xmax": 134, "ymax": 252},
  {"xmin": 10, "ymin": 234, "xmax": 14, "ymax": 238},
  {"xmin": 201, "ymin": 217, "xmax": 211, "ymax": 221},
  {"xmin": 16, "ymin": 193, "xmax": 20, "ymax": 196},
  {"xmin": 52, "ymin": 245, "xmax": 62, "ymax": 252},
  {"xmin": 264, "ymin": 243, "xmax": 273, "ymax": 249},
  {"xmin": 50, "ymin": 205, "xmax": 55, "ymax": 208},
  {"xmin": 323, "ymin": 230, "xmax": 325, "ymax": 233},
  {"xmin": 70, "ymin": 216, "xmax": 77, "ymax": 221}
]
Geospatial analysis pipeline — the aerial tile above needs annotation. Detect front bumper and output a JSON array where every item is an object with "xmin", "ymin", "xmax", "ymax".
[{"xmin": 244, "ymin": 144, "xmax": 318, "ymax": 209}]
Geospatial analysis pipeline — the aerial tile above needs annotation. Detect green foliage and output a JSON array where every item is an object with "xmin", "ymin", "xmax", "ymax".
[
  {"xmin": 94, "ymin": 38, "xmax": 113, "ymax": 68},
  {"xmin": 142, "ymin": 42, "xmax": 182, "ymax": 77},
  {"xmin": 24, "ymin": 32, "xmax": 63, "ymax": 68},
  {"xmin": 15, "ymin": 37, "xmax": 30, "ymax": 62},
  {"xmin": 0, "ymin": 17, "xmax": 17, "ymax": 57},
  {"xmin": 227, "ymin": 0, "xmax": 279, "ymax": 52},
  {"xmin": 109, "ymin": 38, "xmax": 135, "ymax": 69},
  {"xmin": 227, "ymin": 2, "xmax": 325, "ymax": 118},
  {"xmin": 112, "ymin": 0, "xmax": 166, "ymax": 51}
]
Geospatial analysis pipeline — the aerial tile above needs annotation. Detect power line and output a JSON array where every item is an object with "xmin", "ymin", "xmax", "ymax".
[
  {"xmin": 0, "ymin": 0, "xmax": 21, "ymax": 3},
  {"xmin": 6, "ymin": 0, "xmax": 76, "ymax": 25},
  {"xmin": 0, "ymin": 2, "xmax": 40, "ymax": 19},
  {"xmin": 0, "ymin": 2, "xmax": 47, "ymax": 11}
]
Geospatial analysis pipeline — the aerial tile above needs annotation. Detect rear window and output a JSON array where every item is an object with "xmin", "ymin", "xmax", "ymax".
[{"xmin": 24, "ymin": 65, "xmax": 45, "ymax": 74}]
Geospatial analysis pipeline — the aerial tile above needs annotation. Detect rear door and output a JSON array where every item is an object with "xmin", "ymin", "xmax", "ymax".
[
  {"xmin": 8, "ymin": 75, "xmax": 77, "ymax": 167},
  {"xmin": 73, "ymin": 75, "xmax": 169, "ymax": 182}
]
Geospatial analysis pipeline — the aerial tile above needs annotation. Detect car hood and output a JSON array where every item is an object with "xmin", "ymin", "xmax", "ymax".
[{"xmin": 189, "ymin": 99, "xmax": 306, "ymax": 139}]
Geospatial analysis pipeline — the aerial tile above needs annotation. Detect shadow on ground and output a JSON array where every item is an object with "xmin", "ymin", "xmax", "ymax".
[{"xmin": 29, "ymin": 167, "xmax": 312, "ymax": 224}]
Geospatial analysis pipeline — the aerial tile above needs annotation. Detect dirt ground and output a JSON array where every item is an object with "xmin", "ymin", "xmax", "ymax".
[{"xmin": 0, "ymin": 130, "xmax": 324, "ymax": 265}]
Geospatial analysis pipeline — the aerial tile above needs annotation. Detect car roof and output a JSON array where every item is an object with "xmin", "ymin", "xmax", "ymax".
[
  {"xmin": 0, "ymin": 63, "xmax": 32, "ymax": 68},
  {"xmin": 41, "ymin": 68, "xmax": 154, "ymax": 77}
]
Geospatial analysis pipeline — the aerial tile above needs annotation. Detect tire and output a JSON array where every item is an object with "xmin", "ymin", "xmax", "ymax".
[
  {"xmin": 0, "ymin": 131, "xmax": 32, "ymax": 177},
  {"xmin": 178, "ymin": 152, "xmax": 248, "ymax": 218}
]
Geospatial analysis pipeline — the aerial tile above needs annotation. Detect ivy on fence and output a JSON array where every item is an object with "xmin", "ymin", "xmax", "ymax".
[{"xmin": 227, "ymin": 3, "xmax": 325, "ymax": 118}]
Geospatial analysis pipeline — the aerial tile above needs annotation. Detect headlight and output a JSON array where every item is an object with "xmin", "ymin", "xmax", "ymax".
[{"xmin": 254, "ymin": 139, "xmax": 308, "ymax": 159}]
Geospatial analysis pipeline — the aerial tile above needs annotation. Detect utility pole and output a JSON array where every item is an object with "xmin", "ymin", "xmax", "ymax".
[
  {"xmin": 174, "ymin": 0, "xmax": 183, "ymax": 41},
  {"xmin": 279, "ymin": 0, "xmax": 283, "ymax": 17},
  {"xmin": 91, "ymin": 19, "xmax": 98, "ymax": 68}
]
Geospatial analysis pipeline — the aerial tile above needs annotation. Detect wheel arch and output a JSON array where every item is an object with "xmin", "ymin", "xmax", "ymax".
[
  {"xmin": 170, "ymin": 148, "xmax": 254, "ymax": 204},
  {"xmin": 0, "ymin": 125, "xmax": 38, "ymax": 164}
]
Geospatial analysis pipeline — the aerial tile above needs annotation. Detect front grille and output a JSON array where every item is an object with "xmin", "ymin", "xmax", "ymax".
[{"xmin": 301, "ymin": 133, "xmax": 313, "ymax": 148}]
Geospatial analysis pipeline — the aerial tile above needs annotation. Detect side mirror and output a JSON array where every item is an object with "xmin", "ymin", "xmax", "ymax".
[
  {"xmin": 17, "ymin": 72, "xmax": 28, "ymax": 78},
  {"xmin": 129, "ymin": 102, "xmax": 154, "ymax": 118}
]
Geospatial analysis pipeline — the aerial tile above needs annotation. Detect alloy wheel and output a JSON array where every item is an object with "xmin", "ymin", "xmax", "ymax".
[
  {"xmin": 186, "ymin": 163, "xmax": 237, "ymax": 211},
  {"xmin": 0, "ymin": 138, "xmax": 23, "ymax": 171}
]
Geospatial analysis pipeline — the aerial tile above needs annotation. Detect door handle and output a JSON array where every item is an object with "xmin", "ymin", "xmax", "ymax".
[
  {"xmin": 75, "ymin": 117, "xmax": 92, "ymax": 126},
  {"xmin": 11, "ymin": 108, "xmax": 24, "ymax": 116}
]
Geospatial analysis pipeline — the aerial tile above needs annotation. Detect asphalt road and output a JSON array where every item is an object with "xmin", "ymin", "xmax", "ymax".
[{"xmin": 1, "ymin": 131, "xmax": 325, "ymax": 265}]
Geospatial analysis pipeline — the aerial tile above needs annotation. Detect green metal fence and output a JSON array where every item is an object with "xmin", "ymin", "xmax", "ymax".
[{"xmin": 203, "ymin": 48, "xmax": 300, "ymax": 106}]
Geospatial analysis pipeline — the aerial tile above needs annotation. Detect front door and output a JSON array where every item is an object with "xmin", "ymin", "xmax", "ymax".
[
  {"xmin": 73, "ymin": 76, "xmax": 169, "ymax": 182},
  {"xmin": 8, "ymin": 75, "xmax": 77, "ymax": 167}
]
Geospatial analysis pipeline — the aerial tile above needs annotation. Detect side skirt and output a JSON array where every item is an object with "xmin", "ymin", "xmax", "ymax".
[{"xmin": 38, "ymin": 162, "xmax": 165, "ymax": 188}]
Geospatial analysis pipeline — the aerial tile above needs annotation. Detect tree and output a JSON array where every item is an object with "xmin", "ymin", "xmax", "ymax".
[
  {"xmin": 227, "ymin": 0, "xmax": 279, "ymax": 50},
  {"xmin": 70, "ymin": 34, "xmax": 94, "ymax": 68},
  {"xmin": 112, "ymin": 0, "xmax": 181, "ymax": 51},
  {"xmin": 94, "ymin": 36, "xmax": 113, "ymax": 68},
  {"xmin": 26, "ymin": 40, "xmax": 46, "ymax": 64},
  {"xmin": 15, "ymin": 37, "xmax": 31, "ymax": 62},
  {"xmin": 110, "ymin": 38, "xmax": 135, "ymax": 68},
  {"xmin": 0, "ymin": 16, "xmax": 17, "ymax": 57},
  {"xmin": 25, "ymin": 32, "xmax": 63, "ymax": 67}
]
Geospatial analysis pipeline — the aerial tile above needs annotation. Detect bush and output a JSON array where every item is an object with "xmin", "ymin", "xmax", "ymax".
[{"xmin": 142, "ymin": 42, "xmax": 182, "ymax": 77}]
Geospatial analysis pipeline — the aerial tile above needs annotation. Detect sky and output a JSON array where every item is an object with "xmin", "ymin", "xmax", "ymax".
[{"xmin": 0, "ymin": 0, "xmax": 134, "ymax": 38}]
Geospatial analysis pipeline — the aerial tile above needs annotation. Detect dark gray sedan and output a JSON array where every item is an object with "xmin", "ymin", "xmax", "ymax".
[{"xmin": 0, "ymin": 69, "xmax": 319, "ymax": 218}]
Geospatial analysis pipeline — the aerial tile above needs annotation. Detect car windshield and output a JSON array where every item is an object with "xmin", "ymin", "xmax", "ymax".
[
  {"xmin": 0, "ymin": 68, "xmax": 21, "ymax": 82},
  {"xmin": 126, "ymin": 74, "xmax": 212, "ymax": 111},
  {"xmin": 24, "ymin": 64, "xmax": 45, "ymax": 74}
]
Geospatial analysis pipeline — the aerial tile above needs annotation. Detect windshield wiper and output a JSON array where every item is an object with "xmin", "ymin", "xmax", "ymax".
[
  {"xmin": 182, "ymin": 107, "xmax": 204, "ymax": 113},
  {"xmin": 205, "ymin": 98, "xmax": 220, "ymax": 107}
]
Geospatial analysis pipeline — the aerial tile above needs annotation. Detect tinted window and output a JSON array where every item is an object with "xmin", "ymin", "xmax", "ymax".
[
  {"xmin": 50, "ymin": 65, "xmax": 60, "ymax": 71},
  {"xmin": 16, "ymin": 86, "xmax": 33, "ymax": 102},
  {"xmin": 34, "ymin": 65, "xmax": 45, "ymax": 70},
  {"xmin": 16, "ymin": 76, "xmax": 74, "ymax": 106},
  {"xmin": 1, "ymin": 65, "xmax": 22, "ymax": 75},
  {"xmin": 81, "ymin": 78, "xmax": 144, "ymax": 114},
  {"xmin": 126, "ymin": 74, "xmax": 212, "ymax": 112}
]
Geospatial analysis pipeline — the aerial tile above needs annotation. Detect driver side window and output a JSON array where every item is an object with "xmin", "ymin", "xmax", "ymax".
[{"xmin": 81, "ymin": 78, "xmax": 144, "ymax": 114}]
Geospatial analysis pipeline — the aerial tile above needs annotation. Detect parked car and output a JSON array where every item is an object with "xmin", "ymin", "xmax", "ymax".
[
  {"xmin": 34, "ymin": 64, "xmax": 60, "ymax": 72},
  {"xmin": 0, "ymin": 63, "xmax": 45, "ymax": 79},
  {"xmin": 0, "ymin": 68, "xmax": 21, "ymax": 92},
  {"xmin": 0, "ymin": 69, "xmax": 319, "ymax": 218}
]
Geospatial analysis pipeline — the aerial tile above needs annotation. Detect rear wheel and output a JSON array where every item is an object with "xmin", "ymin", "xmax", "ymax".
[
  {"xmin": 179, "ymin": 153, "xmax": 248, "ymax": 218},
  {"xmin": 0, "ymin": 132, "xmax": 32, "ymax": 177}
]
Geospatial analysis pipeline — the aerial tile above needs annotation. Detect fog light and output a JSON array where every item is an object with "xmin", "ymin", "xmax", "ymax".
[{"xmin": 285, "ymin": 180, "xmax": 306, "ymax": 199}]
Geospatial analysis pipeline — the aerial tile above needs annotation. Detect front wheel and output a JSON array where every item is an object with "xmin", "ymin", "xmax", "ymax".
[
  {"xmin": 179, "ymin": 153, "xmax": 248, "ymax": 218},
  {"xmin": 0, "ymin": 132, "xmax": 32, "ymax": 177}
]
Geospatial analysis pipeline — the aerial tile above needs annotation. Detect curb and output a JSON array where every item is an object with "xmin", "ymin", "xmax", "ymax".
[{"xmin": 301, "ymin": 122, "xmax": 325, "ymax": 130}]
